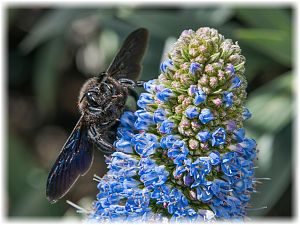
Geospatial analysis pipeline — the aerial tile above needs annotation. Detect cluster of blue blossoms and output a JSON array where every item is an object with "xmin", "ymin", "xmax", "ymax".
[{"xmin": 88, "ymin": 27, "xmax": 257, "ymax": 222}]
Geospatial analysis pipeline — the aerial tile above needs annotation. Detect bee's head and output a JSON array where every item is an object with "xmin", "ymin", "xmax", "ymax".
[{"xmin": 78, "ymin": 77, "xmax": 115, "ymax": 115}]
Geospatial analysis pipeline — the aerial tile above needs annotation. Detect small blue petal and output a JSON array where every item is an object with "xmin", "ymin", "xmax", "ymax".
[
  {"xmin": 137, "ymin": 93, "xmax": 155, "ymax": 109},
  {"xmin": 119, "ymin": 111, "xmax": 136, "ymax": 129},
  {"xmin": 153, "ymin": 108, "xmax": 167, "ymax": 123},
  {"xmin": 114, "ymin": 139, "xmax": 133, "ymax": 153},
  {"xmin": 132, "ymin": 133, "xmax": 159, "ymax": 156},
  {"xmin": 156, "ymin": 88, "xmax": 174, "ymax": 102},
  {"xmin": 233, "ymin": 128, "xmax": 245, "ymax": 143},
  {"xmin": 160, "ymin": 135, "xmax": 179, "ymax": 149},
  {"xmin": 188, "ymin": 85, "xmax": 198, "ymax": 96},
  {"xmin": 185, "ymin": 106, "xmax": 199, "ymax": 119},
  {"xmin": 209, "ymin": 151, "xmax": 221, "ymax": 165},
  {"xmin": 143, "ymin": 79, "xmax": 157, "ymax": 93},
  {"xmin": 159, "ymin": 120, "xmax": 174, "ymax": 134},
  {"xmin": 196, "ymin": 130, "xmax": 211, "ymax": 142},
  {"xmin": 211, "ymin": 127, "xmax": 226, "ymax": 146},
  {"xmin": 194, "ymin": 89, "xmax": 206, "ymax": 105},
  {"xmin": 135, "ymin": 109, "xmax": 153, "ymax": 122},
  {"xmin": 189, "ymin": 62, "xmax": 201, "ymax": 75},
  {"xmin": 196, "ymin": 186, "xmax": 213, "ymax": 202},
  {"xmin": 226, "ymin": 120, "xmax": 237, "ymax": 132},
  {"xmin": 134, "ymin": 119, "xmax": 152, "ymax": 130},
  {"xmin": 221, "ymin": 152, "xmax": 239, "ymax": 176},
  {"xmin": 183, "ymin": 174, "xmax": 194, "ymax": 186},
  {"xmin": 160, "ymin": 59, "xmax": 174, "ymax": 73},
  {"xmin": 242, "ymin": 107, "xmax": 252, "ymax": 120},
  {"xmin": 199, "ymin": 108, "xmax": 214, "ymax": 124},
  {"xmin": 230, "ymin": 76, "xmax": 241, "ymax": 89},
  {"xmin": 117, "ymin": 127, "xmax": 135, "ymax": 140},
  {"xmin": 226, "ymin": 63, "xmax": 235, "ymax": 75},
  {"xmin": 223, "ymin": 91, "xmax": 234, "ymax": 107}
]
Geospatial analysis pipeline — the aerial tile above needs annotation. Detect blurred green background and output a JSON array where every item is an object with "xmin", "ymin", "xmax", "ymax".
[{"xmin": 7, "ymin": 5, "xmax": 293, "ymax": 219}]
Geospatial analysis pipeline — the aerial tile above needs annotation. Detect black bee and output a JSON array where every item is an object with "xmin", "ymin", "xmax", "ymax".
[{"xmin": 46, "ymin": 28, "xmax": 149, "ymax": 203}]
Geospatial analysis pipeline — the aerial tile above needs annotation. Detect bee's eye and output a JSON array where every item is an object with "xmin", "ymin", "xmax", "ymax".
[{"xmin": 86, "ymin": 92, "xmax": 99, "ymax": 107}]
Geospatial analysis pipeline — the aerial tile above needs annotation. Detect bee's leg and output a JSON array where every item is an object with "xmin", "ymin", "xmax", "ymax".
[
  {"xmin": 118, "ymin": 78, "xmax": 145, "ymax": 88},
  {"xmin": 88, "ymin": 125, "xmax": 116, "ymax": 154}
]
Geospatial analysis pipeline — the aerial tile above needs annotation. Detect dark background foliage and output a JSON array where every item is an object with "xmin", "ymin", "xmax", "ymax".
[{"xmin": 7, "ymin": 5, "xmax": 293, "ymax": 219}]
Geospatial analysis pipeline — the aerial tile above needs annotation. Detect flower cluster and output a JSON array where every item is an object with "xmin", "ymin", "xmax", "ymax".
[{"xmin": 88, "ymin": 27, "xmax": 257, "ymax": 222}]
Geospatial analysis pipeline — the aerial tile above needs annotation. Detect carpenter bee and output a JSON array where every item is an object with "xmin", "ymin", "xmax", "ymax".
[{"xmin": 46, "ymin": 28, "xmax": 149, "ymax": 203}]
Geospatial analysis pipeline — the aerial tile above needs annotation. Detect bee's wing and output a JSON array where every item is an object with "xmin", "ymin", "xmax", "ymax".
[
  {"xmin": 46, "ymin": 116, "xmax": 93, "ymax": 203},
  {"xmin": 106, "ymin": 28, "xmax": 149, "ymax": 81}
]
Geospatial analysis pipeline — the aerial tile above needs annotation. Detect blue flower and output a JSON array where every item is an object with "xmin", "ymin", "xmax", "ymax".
[
  {"xmin": 134, "ymin": 120, "xmax": 151, "ymax": 130},
  {"xmin": 159, "ymin": 119, "xmax": 175, "ymax": 134},
  {"xmin": 153, "ymin": 108, "xmax": 167, "ymax": 123},
  {"xmin": 139, "ymin": 165, "xmax": 169, "ymax": 190},
  {"xmin": 109, "ymin": 152, "xmax": 138, "ymax": 172},
  {"xmin": 143, "ymin": 79, "xmax": 157, "ymax": 93},
  {"xmin": 139, "ymin": 157, "xmax": 156, "ymax": 174},
  {"xmin": 188, "ymin": 85, "xmax": 198, "ymax": 96},
  {"xmin": 196, "ymin": 184, "xmax": 213, "ymax": 202},
  {"xmin": 160, "ymin": 135, "xmax": 179, "ymax": 148},
  {"xmin": 132, "ymin": 133, "xmax": 159, "ymax": 157},
  {"xmin": 189, "ymin": 62, "xmax": 201, "ymax": 75},
  {"xmin": 210, "ymin": 179, "xmax": 230, "ymax": 197},
  {"xmin": 226, "ymin": 63, "xmax": 235, "ymax": 75},
  {"xmin": 89, "ymin": 24, "xmax": 257, "ymax": 222},
  {"xmin": 196, "ymin": 130, "xmax": 211, "ymax": 142},
  {"xmin": 135, "ymin": 109, "xmax": 153, "ymax": 121},
  {"xmin": 137, "ymin": 93, "xmax": 155, "ymax": 109},
  {"xmin": 156, "ymin": 88, "xmax": 174, "ymax": 102},
  {"xmin": 117, "ymin": 127, "xmax": 135, "ymax": 141},
  {"xmin": 160, "ymin": 59, "xmax": 174, "ymax": 73},
  {"xmin": 183, "ymin": 174, "xmax": 194, "ymax": 186},
  {"xmin": 221, "ymin": 152, "xmax": 240, "ymax": 176},
  {"xmin": 209, "ymin": 151, "xmax": 221, "ymax": 165},
  {"xmin": 120, "ymin": 111, "xmax": 136, "ymax": 129},
  {"xmin": 230, "ymin": 76, "xmax": 241, "ymax": 89},
  {"xmin": 242, "ymin": 107, "xmax": 252, "ymax": 120},
  {"xmin": 240, "ymin": 138, "xmax": 257, "ymax": 160},
  {"xmin": 226, "ymin": 120, "xmax": 237, "ymax": 132},
  {"xmin": 233, "ymin": 128, "xmax": 245, "ymax": 143},
  {"xmin": 190, "ymin": 157, "xmax": 211, "ymax": 188},
  {"xmin": 223, "ymin": 91, "xmax": 234, "ymax": 107},
  {"xmin": 199, "ymin": 108, "xmax": 214, "ymax": 124},
  {"xmin": 211, "ymin": 127, "xmax": 226, "ymax": 146},
  {"xmin": 134, "ymin": 110, "xmax": 154, "ymax": 130},
  {"xmin": 168, "ymin": 140, "xmax": 189, "ymax": 159},
  {"xmin": 114, "ymin": 139, "xmax": 133, "ymax": 153},
  {"xmin": 125, "ymin": 190, "xmax": 150, "ymax": 214},
  {"xmin": 185, "ymin": 106, "xmax": 199, "ymax": 119},
  {"xmin": 194, "ymin": 89, "xmax": 206, "ymax": 105}
]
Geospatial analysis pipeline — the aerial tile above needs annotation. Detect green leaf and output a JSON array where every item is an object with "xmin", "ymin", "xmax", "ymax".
[
  {"xmin": 235, "ymin": 28, "xmax": 291, "ymax": 67},
  {"xmin": 235, "ymin": 8, "xmax": 291, "ymax": 31},
  {"xmin": 33, "ymin": 37, "xmax": 64, "ymax": 118},
  {"xmin": 245, "ymin": 71, "xmax": 293, "ymax": 134},
  {"xmin": 19, "ymin": 9, "xmax": 115, "ymax": 52},
  {"xmin": 240, "ymin": 45, "xmax": 276, "ymax": 82},
  {"xmin": 118, "ymin": 8, "xmax": 234, "ymax": 40},
  {"xmin": 247, "ymin": 123, "xmax": 292, "ymax": 217},
  {"xmin": 8, "ymin": 133, "xmax": 68, "ymax": 216},
  {"xmin": 20, "ymin": 9, "xmax": 76, "ymax": 52}
]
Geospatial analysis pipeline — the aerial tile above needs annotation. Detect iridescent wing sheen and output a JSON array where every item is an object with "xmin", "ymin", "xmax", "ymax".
[
  {"xmin": 46, "ymin": 116, "xmax": 93, "ymax": 203},
  {"xmin": 106, "ymin": 28, "xmax": 149, "ymax": 81}
]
